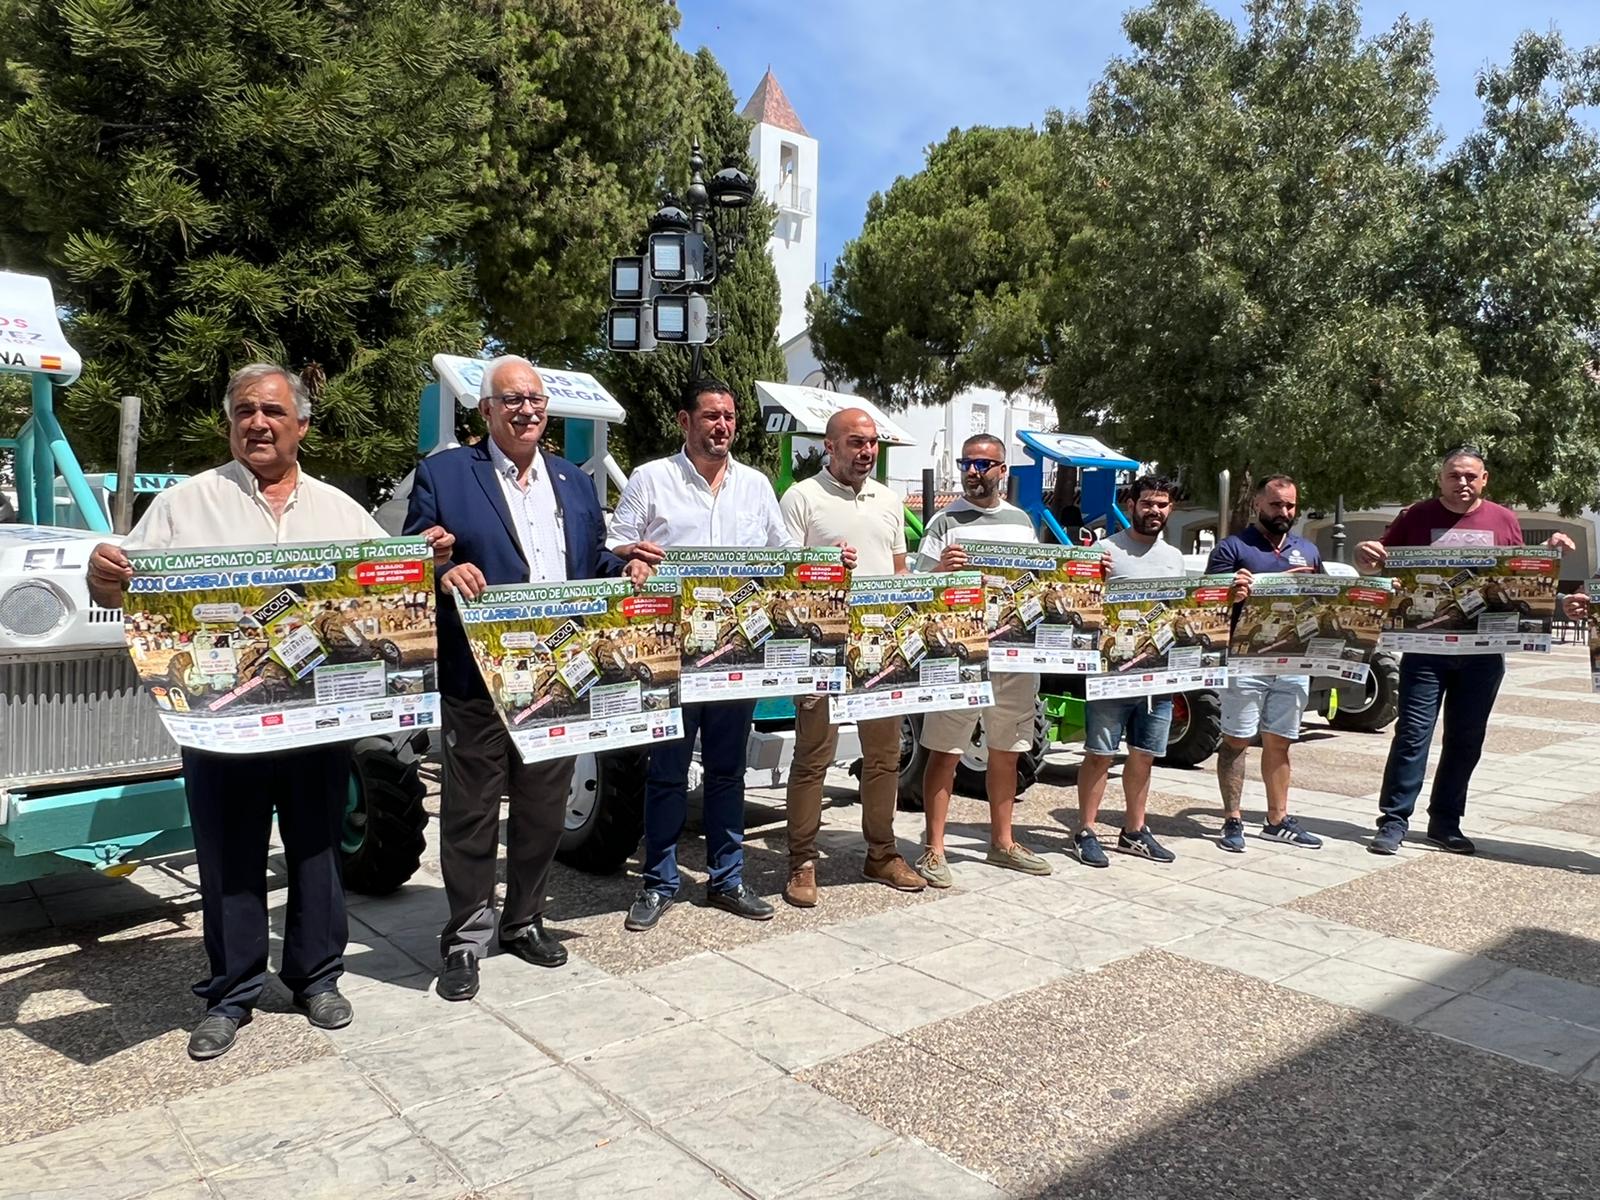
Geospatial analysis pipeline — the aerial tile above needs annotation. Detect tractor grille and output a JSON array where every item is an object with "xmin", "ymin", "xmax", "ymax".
[{"xmin": 1, "ymin": 652, "xmax": 181, "ymax": 789}]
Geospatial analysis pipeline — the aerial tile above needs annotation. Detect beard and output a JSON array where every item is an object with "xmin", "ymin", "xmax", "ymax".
[
  {"xmin": 1260, "ymin": 513, "xmax": 1294, "ymax": 536},
  {"xmin": 1136, "ymin": 513, "xmax": 1168, "ymax": 535}
]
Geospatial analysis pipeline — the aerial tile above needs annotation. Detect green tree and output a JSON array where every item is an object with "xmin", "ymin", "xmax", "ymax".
[
  {"xmin": 0, "ymin": 0, "xmax": 491, "ymax": 484},
  {"xmin": 808, "ymin": 123, "xmax": 1070, "ymax": 408},
  {"xmin": 596, "ymin": 48, "xmax": 786, "ymax": 472},
  {"xmin": 465, "ymin": 0, "xmax": 690, "ymax": 363}
]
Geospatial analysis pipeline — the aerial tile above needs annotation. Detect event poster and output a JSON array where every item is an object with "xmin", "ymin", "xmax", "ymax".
[
  {"xmin": 458, "ymin": 578, "xmax": 682, "ymax": 762},
  {"xmin": 962, "ymin": 540, "xmax": 1104, "ymax": 673},
  {"xmin": 1229, "ymin": 574, "xmax": 1394, "ymax": 684},
  {"xmin": 1589, "ymin": 578, "xmax": 1600, "ymax": 693},
  {"xmin": 662, "ymin": 547, "xmax": 848, "ymax": 702},
  {"xmin": 829, "ymin": 571, "xmax": 993, "ymax": 722},
  {"xmin": 122, "ymin": 538, "xmax": 438, "ymax": 753},
  {"xmin": 1380, "ymin": 546, "xmax": 1560, "ymax": 654},
  {"xmin": 1086, "ymin": 575, "xmax": 1233, "ymax": 700}
]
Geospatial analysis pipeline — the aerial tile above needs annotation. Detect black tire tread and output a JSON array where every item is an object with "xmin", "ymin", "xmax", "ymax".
[
  {"xmin": 342, "ymin": 744, "xmax": 427, "ymax": 896},
  {"xmin": 1330, "ymin": 651, "xmax": 1402, "ymax": 733},
  {"xmin": 556, "ymin": 749, "xmax": 647, "ymax": 874},
  {"xmin": 1158, "ymin": 689, "xmax": 1223, "ymax": 769}
]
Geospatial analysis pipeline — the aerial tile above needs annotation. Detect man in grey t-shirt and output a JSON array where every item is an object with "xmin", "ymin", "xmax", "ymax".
[{"xmin": 1074, "ymin": 476, "xmax": 1187, "ymax": 869}]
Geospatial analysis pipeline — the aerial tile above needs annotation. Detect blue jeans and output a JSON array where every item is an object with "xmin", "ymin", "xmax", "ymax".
[
  {"xmin": 1377, "ymin": 653, "xmax": 1505, "ymax": 833},
  {"xmin": 1084, "ymin": 696, "xmax": 1174, "ymax": 757},
  {"xmin": 643, "ymin": 699, "xmax": 757, "ymax": 896}
]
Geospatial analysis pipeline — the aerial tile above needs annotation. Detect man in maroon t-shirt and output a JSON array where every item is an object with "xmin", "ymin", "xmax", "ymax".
[{"xmin": 1356, "ymin": 447, "xmax": 1574, "ymax": 855}]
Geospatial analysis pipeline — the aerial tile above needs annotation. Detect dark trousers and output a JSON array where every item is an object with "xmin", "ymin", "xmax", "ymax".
[
  {"xmin": 1377, "ymin": 652, "xmax": 1506, "ymax": 833},
  {"xmin": 440, "ymin": 695, "xmax": 572, "ymax": 958},
  {"xmin": 642, "ymin": 699, "xmax": 758, "ymax": 895},
  {"xmin": 181, "ymin": 743, "xmax": 351, "ymax": 1020}
]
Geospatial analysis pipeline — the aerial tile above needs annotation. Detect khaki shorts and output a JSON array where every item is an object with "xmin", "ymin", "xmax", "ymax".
[{"xmin": 919, "ymin": 671, "xmax": 1038, "ymax": 755}]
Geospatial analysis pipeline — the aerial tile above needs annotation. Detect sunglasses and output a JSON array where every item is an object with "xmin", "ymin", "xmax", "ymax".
[{"xmin": 957, "ymin": 457, "xmax": 1003, "ymax": 473}]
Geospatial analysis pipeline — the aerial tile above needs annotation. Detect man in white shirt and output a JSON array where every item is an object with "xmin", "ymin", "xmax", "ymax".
[
  {"xmin": 404, "ymin": 356, "xmax": 625, "ymax": 1003},
  {"xmin": 609, "ymin": 378, "xmax": 793, "ymax": 932},
  {"xmin": 779, "ymin": 408, "xmax": 922, "ymax": 906},
  {"xmin": 913, "ymin": 433, "xmax": 1052, "ymax": 886},
  {"xmin": 88, "ymin": 364, "xmax": 427, "ymax": 1062}
]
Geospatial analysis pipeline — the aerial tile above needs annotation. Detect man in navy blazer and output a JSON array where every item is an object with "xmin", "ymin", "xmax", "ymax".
[{"xmin": 404, "ymin": 354, "xmax": 632, "ymax": 1002}]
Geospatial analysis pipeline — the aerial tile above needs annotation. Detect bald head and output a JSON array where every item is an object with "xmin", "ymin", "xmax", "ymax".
[{"xmin": 824, "ymin": 407, "xmax": 881, "ymax": 491}]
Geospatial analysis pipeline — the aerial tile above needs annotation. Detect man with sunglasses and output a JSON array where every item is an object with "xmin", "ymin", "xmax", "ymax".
[
  {"xmin": 404, "ymin": 355, "xmax": 628, "ymax": 1002},
  {"xmin": 1356, "ymin": 446, "xmax": 1574, "ymax": 855},
  {"xmin": 912, "ymin": 434, "xmax": 1052, "ymax": 886},
  {"xmin": 607, "ymin": 377, "xmax": 794, "ymax": 933}
]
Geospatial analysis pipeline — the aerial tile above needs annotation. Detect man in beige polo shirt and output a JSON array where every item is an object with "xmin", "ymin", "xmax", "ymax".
[{"xmin": 779, "ymin": 408, "xmax": 922, "ymax": 905}]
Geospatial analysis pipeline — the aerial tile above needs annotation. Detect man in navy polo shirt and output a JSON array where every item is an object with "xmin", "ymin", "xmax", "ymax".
[{"xmin": 1206, "ymin": 475, "xmax": 1324, "ymax": 852}]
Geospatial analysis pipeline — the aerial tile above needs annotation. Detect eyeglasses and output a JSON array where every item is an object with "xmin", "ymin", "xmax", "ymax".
[
  {"xmin": 494, "ymin": 392, "xmax": 548, "ymax": 411},
  {"xmin": 957, "ymin": 457, "xmax": 1003, "ymax": 474}
]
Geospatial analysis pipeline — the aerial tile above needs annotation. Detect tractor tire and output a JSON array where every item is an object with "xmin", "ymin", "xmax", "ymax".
[
  {"xmin": 895, "ymin": 713, "xmax": 929, "ymax": 811},
  {"xmin": 557, "ymin": 748, "xmax": 647, "ymax": 874},
  {"xmin": 1158, "ymin": 690, "xmax": 1223, "ymax": 769},
  {"xmin": 953, "ymin": 700, "xmax": 1051, "ymax": 800},
  {"xmin": 1330, "ymin": 651, "xmax": 1401, "ymax": 733},
  {"xmin": 342, "ymin": 738, "xmax": 428, "ymax": 895}
]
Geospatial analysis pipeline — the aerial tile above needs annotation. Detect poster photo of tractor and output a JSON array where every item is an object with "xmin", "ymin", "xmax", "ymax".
[
  {"xmin": 963, "ymin": 540, "xmax": 1105, "ymax": 673},
  {"xmin": 458, "ymin": 577, "xmax": 683, "ymax": 762},
  {"xmin": 1088, "ymin": 575, "xmax": 1234, "ymax": 701},
  {"xmin": 1229, "ymin": 574, "xmax": 1394, "ymax": 684},
  {"xmin": 1381, "ymin": 546, "xmax": 1561, "ymax": 653}
]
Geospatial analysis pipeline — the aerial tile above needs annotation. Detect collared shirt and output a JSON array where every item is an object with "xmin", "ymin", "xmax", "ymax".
[
  {"xmin": 1206, "ymin": 523, "xmax": 1323, "ymax": 575},
  {"xmin": 608, "ymin": 449, "xmax": 795, "ymax": 550},
  {"xmin": 780, "ymin": 469, "xmax": 906, "ymax": 575},
  {"xmin": 487, "ymin": 440, "xmax": 567, "ymax": 583},
  {"xmin": 121, "ymin": 458, "xmax": 385, "ymax": 551}
]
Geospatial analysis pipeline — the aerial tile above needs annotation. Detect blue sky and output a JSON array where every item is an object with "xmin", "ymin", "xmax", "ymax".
[{"xmin": 676, "ymin": 1, "xmax": 1600, "ymax": 283}]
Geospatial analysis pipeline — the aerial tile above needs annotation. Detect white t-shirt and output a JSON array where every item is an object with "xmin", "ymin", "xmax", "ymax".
[{"xmin": 608, "ymin": 450, "xmax": 793, "ymax": 549}]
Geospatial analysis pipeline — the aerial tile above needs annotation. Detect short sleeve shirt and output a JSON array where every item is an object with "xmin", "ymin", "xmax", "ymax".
[
  {"xmin": 915, "ymin": 498, "xmax": 1036, "ymax": 572},
  {"xmin": 780, "ymin": 470, "xmax": 906, "ymax": 575},
  {"xmin": 1206, "ymin": 524, "xmax": 1323, "ymax": 575},
  {"xmin": 1379, "ymin": 498, "xmax": 1524, "ymax": 548}
]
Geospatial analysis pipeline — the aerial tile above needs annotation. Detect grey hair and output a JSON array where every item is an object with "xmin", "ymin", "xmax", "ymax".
[
  {"xmin": 479, "ymin": 354, "xmax": 539, "ymax": 400},
  {"xmin": 224, "ymin": 363, "xmax": 311, "ymax": 420}
]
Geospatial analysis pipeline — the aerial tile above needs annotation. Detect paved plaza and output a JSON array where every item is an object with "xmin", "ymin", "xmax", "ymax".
[{"xmin": 3, "ymin": 645, "xmax": 1600, "ymax": 1198}]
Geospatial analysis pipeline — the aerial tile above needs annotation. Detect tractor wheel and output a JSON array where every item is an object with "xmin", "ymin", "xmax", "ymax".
[
  {"xmin": 557, "ymin": 748, "xmax": 647, "ymax": 874},
  {"xmin": 1158, "ymin": 690, "xmax": 1223, "ymax": 769},
  {"xmin": 953, "ymin": 700, "xmax": 1051, "ymax": 800},
  {"xmin": 895, "ymin": 714, "xmax": 929, "ymax": 811},
  {"xmin": 341, "ymin": 738, "xmax": 427, "ymax": 895},
  {"xmin": 1330, "ymin": 651, "xmax": 1401, "ymax": 733}
]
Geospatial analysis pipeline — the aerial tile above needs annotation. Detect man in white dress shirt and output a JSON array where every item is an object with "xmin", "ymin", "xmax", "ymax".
[
  {"xmin": 88, "ymin": 364, "xmax": 438, "ymax": 1061},
  {"xmin": 609, "ymin": 378, "xmax": 794, "ymax": 932}
]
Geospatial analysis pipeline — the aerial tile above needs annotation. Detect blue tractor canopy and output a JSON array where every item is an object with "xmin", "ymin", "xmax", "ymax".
[{"xmin": 1011, "ymin": 430, "xmax": 1142, "ymax": 544}]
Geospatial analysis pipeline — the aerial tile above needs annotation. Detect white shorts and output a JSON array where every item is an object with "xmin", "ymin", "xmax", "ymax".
[
  {"xmin": 920, "ymin": 671, "xmax": 1038, "ymax": 755},
  {"xmin": 1221, "ymin": 674, "xmax": 1310, "ymax": 741}
]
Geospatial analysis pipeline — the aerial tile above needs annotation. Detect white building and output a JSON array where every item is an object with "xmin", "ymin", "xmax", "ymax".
[{"xmin": 743, "ymin": 71, "xmax": 1055, "ymax": 498}]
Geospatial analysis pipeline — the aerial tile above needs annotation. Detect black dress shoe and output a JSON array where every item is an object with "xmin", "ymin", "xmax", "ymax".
[
  {"xmin": 707, "ymin": 883, "xmax": 775, "ymax": 921},
  {"xmin": 188, "ymin": 1012, "xmax": 249, "ymax": 1061},
  {"xmin": 624, "ymin": 888, "xmax": 675, "ymax": 932},
  {"xmin": 438, "ymin": 949, "xmax": 479, "ymax": 1001},
  {"xmin": 499, "ymin": 918, "xmax": 568, "ymax": 968},
  {"xmin": 295, "ymin": 988, "xmax": 354, "ymax": 1029},
  {"xmin": 1426, "ymin": 829, "xmax": 1477, "ymax": 855}
]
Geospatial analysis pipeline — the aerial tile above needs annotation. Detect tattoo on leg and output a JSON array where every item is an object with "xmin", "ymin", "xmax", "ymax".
[{"xmin": 1218, "ymin": 742, "xmax": 1246, "ymax": 814}]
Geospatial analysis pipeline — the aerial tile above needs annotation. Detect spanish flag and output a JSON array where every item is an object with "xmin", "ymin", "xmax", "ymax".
[{"xmin": 40, "ymin": 355, "xmax": 61, "ymax": 370}]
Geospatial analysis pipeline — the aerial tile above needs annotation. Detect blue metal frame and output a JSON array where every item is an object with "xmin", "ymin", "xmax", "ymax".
[
  {"xmin": 1011, "ymin": 429, "xmax": 1141, "ymax": 539},
  {"xmin": 2, "ymin": 372, "xmax": 111, "ymax": 531}
]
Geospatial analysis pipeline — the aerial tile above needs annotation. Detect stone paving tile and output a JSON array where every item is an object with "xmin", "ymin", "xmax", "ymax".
[
  {"xmin": 900, "ymin": 889, "xmax": 1042, "ymax": 937},
  {"xmin": 494, "ymin": 978, "xmax": 687, "ymax": 1060},
  {"xmin": 205, "ymin": 1115, "xmax": 462, "ymax": 1200},
  {"xmin": 1130, "ymin": 881, "xmax": 1270, "ymax": 926},
  {"xmin": 630, "ymin": 950, "xmax": 792, "ymax": 1019},
  {"xmin": 807, "ymin": 962, "xmax": 985, "ymax": 1034},
  {"xmin": 166, "ymin": 1056, "xmax": 393, "ymax": 1170},
  {"xmin": 1228, "ymin": 907, "xmax": 1385, "ymax": 956},
  {"xmin": 475, "ymin": 953, "xmax": 613, "ymax": 1009},
  {"xmin": 485, "ymin": 1128, "xmax": 741, "ymax": 1199},
  {"xmin": 0, "ymin": 1106, "xmax": 197, "ymax": 1200},
  {"xmin": 975, "ymin": 875, "xmax": 1119, "ymax": 920},
  {"xmin": 706, "ymin": 991, "xmax": 885, "ymax": 1071},
  {"xmin": 660, "ymin": 1076, "xmax": 896, "ymax": 1198},
  {"xmin": 723, "ymin": 929, "xmax": 890, "ymax": 991},
  {"xmin": 1415, "ymin": 994, "xmax": 1600, "ymax": 1077},
  {"xmin": 989, "ymin": 914, "xmax": 1143, "ymax": 972},
  {"xmin": 348, "ymin": 1013, "xmax": 555, "ymax": 1111},
  {"xmin": 804, "ymin": 1138, "xmax": 1006, "ymax": 1199},
  {"xmin": 1291, "ymin": 854, "xmax": 1600, "ymax": 988},
  {"xmin": 1277, "ymin": 956, "xmax": 1456, "ymax": 1024},
  {"xmin": 319, "ymin": 971, "xmax": 457, "ymax": 1049},
  {"xmin": 827, "ymin": 909, "xmax": 975, "ymax": 962},
  {"xmin": 1472, "ymin": 966, "xmax": 1600, "ymax": 1030},
  {"xmin": 1179, "ymin": 865, "xmax": 1324, "ymax": 905},
  {"xmin": 911, "ymin": 938, "xmax": 1070, "ymax": 1000},
  {"xmin": 405, "ymin": 1065, "xmax": 635, "ymax": 1189},
  {"xmin": 575, "ymin": 1021, "xmax": 783, "ymax": 1122},
  {"xmin": 1337, "ymin": 935, "xmax": 1510, "ymax": 994},
  {"xmin": 1164, "ymin": 927, "xmax": 1327, "ymax": 983},
  {"xmin": 1087, "ymin": 898, "xmax": 1214, "ymax": 946}
]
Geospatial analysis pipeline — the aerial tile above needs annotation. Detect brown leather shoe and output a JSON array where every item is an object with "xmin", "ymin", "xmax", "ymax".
[
  {"xmin": 863, "ymin": 853, "xmax": 926, "ymax": 892},
  {"xmin": 784, "ymin": 862, "xmax": 818, "ymax": 908}
]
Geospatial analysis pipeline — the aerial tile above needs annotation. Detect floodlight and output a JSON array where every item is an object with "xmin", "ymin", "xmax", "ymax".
[
  {"xmin": 606, "ymin": 306, "xmax": 646, "ymax": 352},
  {"xmin": 650, "ymin": 233, "xmax": 686, "ymax": 281},
  {"xmin": 610, "ymin": 256, "xmax": 644, "ymax": 301},
  {"xmin": 652, "ymin": 295, "xmax": 688, "ymax": 341}
]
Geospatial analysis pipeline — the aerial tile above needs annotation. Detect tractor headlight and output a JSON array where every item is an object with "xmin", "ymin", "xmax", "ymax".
[{"xmin": 0, "ymin": 580, "xmax": 72, "ymax": 639}]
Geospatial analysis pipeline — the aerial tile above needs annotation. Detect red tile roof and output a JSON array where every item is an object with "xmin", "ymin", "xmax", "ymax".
[{"xmin": 741, "ymin": 68, "xmax": 808, "ymax": 136}]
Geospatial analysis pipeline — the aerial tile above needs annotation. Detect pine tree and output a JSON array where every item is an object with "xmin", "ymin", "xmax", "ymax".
[{"xmin": 0, "ymin": 0, "xmax": 491, "ymax": 485}]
